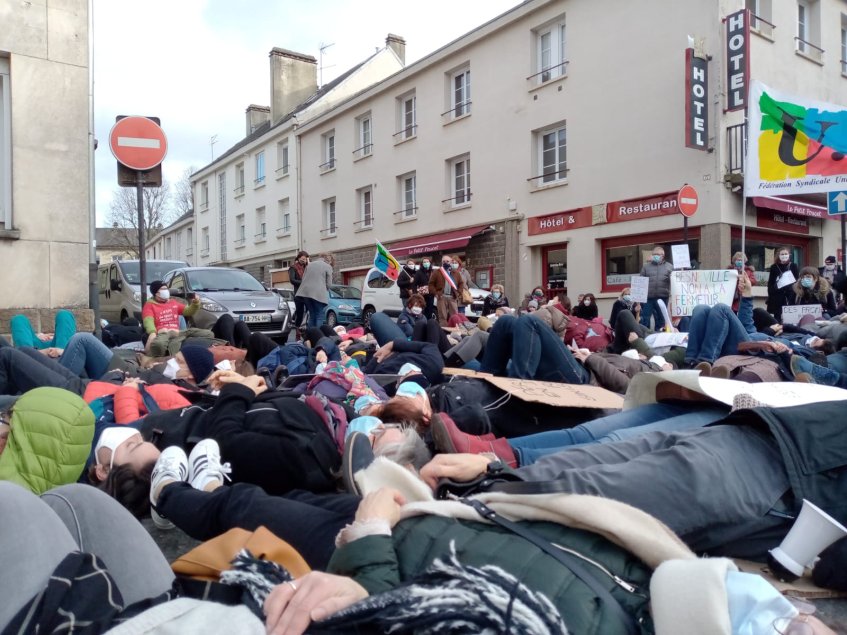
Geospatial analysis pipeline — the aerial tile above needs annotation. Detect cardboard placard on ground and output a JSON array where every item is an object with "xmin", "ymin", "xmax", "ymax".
[
  {"xmin": 671, "ymin": 244, "xmax": 691, "ymax": 269},
  {"xmin": 630, "ymin": 276, "xmax": 649, "ymax": 303},
  {"xmin": 442, "ymin": 367, "xmax": 491, "ymax": 377},
  {"xmin": 733, "ymin": 559, "xmax": 847, "ymax": 599},
  {"xmin": 484, "ymin": 376, "xmax": 624, "ymax": 410},
  {"xmin": 669, "ymin": 269, "xmax": 738, "ymax": 317},
  {"xmin": 781, "ymin": 304, "xmax": 822, "ymax": 325}
]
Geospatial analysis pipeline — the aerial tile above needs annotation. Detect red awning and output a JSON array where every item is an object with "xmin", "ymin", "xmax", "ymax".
[
  {"xmin": 388, "ymin": 224, "xmax": 491, "ymax": 258},
  {"xmin": 753, "ymin": 196, "xmax": 832, "ymax": 220}
]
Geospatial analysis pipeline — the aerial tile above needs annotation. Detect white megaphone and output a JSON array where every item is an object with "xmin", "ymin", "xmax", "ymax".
[{"xmin": 768, "ymin": 499, "xmax": 847, "ymax": 582}]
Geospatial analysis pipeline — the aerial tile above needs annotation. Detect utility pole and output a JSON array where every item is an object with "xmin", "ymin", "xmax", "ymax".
[{"xmin": 210, "ymin": 134, "xmax": 218, "ymax": 161}]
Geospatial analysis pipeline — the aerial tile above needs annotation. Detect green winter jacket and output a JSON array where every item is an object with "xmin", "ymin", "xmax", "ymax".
[
  {"xmin": 328, "ymin": 514, "xmax": 654, "ymax": 635},
  {"xmin": 0, "ymin": 387, "xmax": 94, "ymax": 494}
]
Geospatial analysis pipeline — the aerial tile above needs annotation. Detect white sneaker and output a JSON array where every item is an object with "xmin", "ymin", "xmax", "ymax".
[
  {"xmin": 188, "ymin": 439, "xmax": 232, "ymax": 491},
  {"xmin": 149, "ymin": 446, "xmax": 188, "ymax": 530}
]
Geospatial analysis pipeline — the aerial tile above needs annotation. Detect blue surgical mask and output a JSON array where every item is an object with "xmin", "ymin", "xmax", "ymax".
[
  {"xmin": 396, "ymin": 381, "xmax": 427, "ymax": 399},
  {"xmin": 652, "ymin": 255, "xmax": 661, "ymax": 264},
  {"xmin": 492, "ymin": 292, "xmax": 501, "ymax": 300},
  {"xmin": 353, "ymin": 394, "xmax": 381, "ymax": 414},
  {"xmin": 422, "ymin": 262, "xmax": 431, "ymax": 269},
  {"xmin": 735, "ymin": 260, "xmax": 744, "ymax": 268},
  {"xmin": 622, "ymin": 295, "xmax": 632, "ymax": 303},
  {"xmin": 346, "ymin": 416, "xmax": 382, "ymax": 438},
  {"xmin": 801, "ymin": 277, "xmax": 814, "ymax": 289}
]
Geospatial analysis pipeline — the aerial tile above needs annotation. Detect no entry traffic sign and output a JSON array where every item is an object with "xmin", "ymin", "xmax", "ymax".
[
  {"xmin": 677, "ymin": 184, "xmax": 699, "ymax": 217},
  {"xmin": 109, "ymin": 116, "xmax": 168, "ymax": 171}
]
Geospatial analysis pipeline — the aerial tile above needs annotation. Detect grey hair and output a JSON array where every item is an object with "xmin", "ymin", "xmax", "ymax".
[{"xmin": 375, "ymin": 425, "xmax": 432, "ymax": 471}]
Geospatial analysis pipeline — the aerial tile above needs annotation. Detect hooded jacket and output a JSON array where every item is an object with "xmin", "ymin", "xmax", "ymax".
[{"xmin": 0, "ymin": 387, "xmax": 94, "ymax": 494}]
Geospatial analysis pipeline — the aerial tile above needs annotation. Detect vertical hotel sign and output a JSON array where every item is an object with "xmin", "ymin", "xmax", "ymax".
[
  {"xmin": 685, "ymin": 48, "xmax": 709, "ymax": 150},
  {"xmin": 725, "ymin": 9, "xmax": 749, "ymax": 111}
]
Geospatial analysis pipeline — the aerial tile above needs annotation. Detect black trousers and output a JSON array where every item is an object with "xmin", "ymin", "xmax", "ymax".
[
  {"xmin": 212, "ymin": 314, "xmax": 253, "ymax": 349},
  {"xmin": 158, "ymin": 482, "xmax": 359, "ymax": 570}
]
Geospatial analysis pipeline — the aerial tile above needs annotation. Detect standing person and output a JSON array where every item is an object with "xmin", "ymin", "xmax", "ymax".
[
  {"xmin": 522, "ymin": 286, "xmax": 547, "ymax": 311},
  {"xmin": 141, "ymin": 280, "xmax": 200, "ymax": 335},
  {"xmin": 429, "ymin": 255, "xmax": 465, "ymax": 326},
  {"xmin": 727, "ymin": 251, "xmax": 757, "ymax": 312},
  {"xmin": 572, "ymin": 293, "xmax": 599, "ymax": 320},
  {"xmin": 454, "ymin": 256, "xmax": 473, "ymax": 314},
  {"xmin": 413, "ymin": 257, "xmax": 435, "ymax": 319},
  {"xmin": 639, "ymin": 246, "xmax": 674, "ymax": 331},
  {"xmin": 766, "ymin": 246, "xmax": 799, "ymax": 323},
  {"xmin": 289, "ymin": 251, "xmax": 309, "ymax": 330},
  {"xmin": 296, "ymin": 253, "xmax": 334, "ymax": 328},
  {"xmin": 819, "ymin": 255, "xmax": 847, "ymax": 303},
  {"xmin": 397, "ymin": 258, "xmax": 417, "ymax": 301}
]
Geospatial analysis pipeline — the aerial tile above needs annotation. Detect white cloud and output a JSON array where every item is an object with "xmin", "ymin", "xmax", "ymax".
[{"xmin": 93, "ymin": 0, "xmax": 520, "ymax": 224}]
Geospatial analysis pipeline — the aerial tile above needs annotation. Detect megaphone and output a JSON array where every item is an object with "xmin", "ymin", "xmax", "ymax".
[{"xmin": 768, "ymin": 499, "xmax": 847, "ymax": 582}]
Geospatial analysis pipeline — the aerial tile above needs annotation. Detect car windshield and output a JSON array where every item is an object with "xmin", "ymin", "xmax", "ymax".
[
  {"xmin": 119, "ymin": 261, "xmax": 184, "ymax": 285},
  {"xmin": 187, "ymin": 269, "xmax": 265, "ymax": 292},
  {"xmin": 330, "ymin": 285, "xmax": 361, "ymax": 300}
]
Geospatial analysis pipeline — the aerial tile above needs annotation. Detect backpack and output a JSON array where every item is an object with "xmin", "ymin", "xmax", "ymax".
[{"xmin": 565, "ymin": 316, "xmax": 613, "ymax": 352}]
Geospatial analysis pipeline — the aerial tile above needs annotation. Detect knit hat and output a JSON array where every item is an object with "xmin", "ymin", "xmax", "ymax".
[
  {"xmin": 825, "ymin": 255, "xmax": 837, "ymax": 264},
  {"xmin": 149, "ymin": 280, "xmax": 165, "ymax": 296},
  {"xmin": 180, "ymin": 346, "xmax": 215, "ymax": 383},
  {"xmin": 528, "ymin": 299, "xmax": 539, "ymax": 310}
]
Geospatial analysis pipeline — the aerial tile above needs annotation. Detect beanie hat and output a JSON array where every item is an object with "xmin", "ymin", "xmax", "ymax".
[
  {"xmin": 180, "ymin": 346, "xmax": 215, "ymax": 383},
  {"xmin": 150, "ymin": 280, "xmax": 165, "ymax": 296},
  {"xmin": 527, "ymin": 299, "xmax": 539, "ymax": 310}
]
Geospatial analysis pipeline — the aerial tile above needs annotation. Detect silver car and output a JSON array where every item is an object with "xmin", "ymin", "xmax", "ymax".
[{"xmin": 162, "ymin": 267, "xmax": 290, "ymax": 338}]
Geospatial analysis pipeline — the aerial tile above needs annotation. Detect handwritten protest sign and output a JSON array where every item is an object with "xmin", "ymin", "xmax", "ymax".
[
  {"xmin": 781, "ymin": 304, "xmax": 822, "ymax": 325},
  {"xmin": 668, "ymin": 269, "xmax": 738, "ymax": 317},
  {"xmin": 484, "ymin": 376, "xmax": 624, "ymax": 410},
  {"xmin": 671, "ymin": 244, "xmax": 691, "ymax": 269},
  {"xmin": 630, "ymin": 276, "xmax": 649, "ymax": 303}
]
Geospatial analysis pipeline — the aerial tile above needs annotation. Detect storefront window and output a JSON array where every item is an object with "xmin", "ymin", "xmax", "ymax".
[
  {"xmin": 543, "ymin": 246, "xmax": 568, "ymax": 297},
  {"xmin": 731, "ymin": 231, "xmax": 808, "ymax": 285},
  {"xmin": 601, "ymin": 230, "xmax": 700, "ymax": 291}
]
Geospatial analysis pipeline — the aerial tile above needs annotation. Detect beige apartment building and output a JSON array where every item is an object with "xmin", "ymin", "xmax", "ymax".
[
  {"xmin": 0, "ymin": 0, "xmax": 91, "ymax": 312},
  {"xmin": 145, "ymin": 211, "xmax": 195, "ymax": 265},
  {"xmin": 292, "ymin": 0, "xmax": 846, "ymax": 311}
]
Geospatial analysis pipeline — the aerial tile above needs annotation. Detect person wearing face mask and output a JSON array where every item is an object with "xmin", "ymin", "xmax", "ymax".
[
  {"xmin": 428, "ymin": 255, "xmax": 465, "ymax": 326},
  {"xmin": 397, "ymin": 259, "xmax": 417, "ymax": 301},
  {"xmin": 572, "ymin": 292, "xmax": 599, "ymax": 320},
  {"xmin": 766, "ymin": 246, "xmax": 799, "ymax": 322},
  {"xmin": 141, "ymin": 280, "xmax": 200, "ymax": 337},
  {"xmin": 394, "ymin": 294, "xmax": 428, "ymax": 339},
  {"xmin": 726, "ymin": 252, "xmax": 757, "ymax": 312},
  {"xmin": 790, "ymin": 267, "xmax": 837, "ymax": 316},
  {"xmin": 523, "ymin": 286, "xmax": 547, "ymax": 311},
  {"xmin": 482, "ymin": 283, "xmax": 509, "ymax": 315},
  {"xmin": 609, "ymin": 287, "xmax": 641, "ymax": 330},
  {"xmin": 289, "ymin": 251, "xmax": 309, "ymax": 330},
  {"xmin": 819, "ymin": 256, "xmax": 847, "ymax": 304},
  {"xmin": 639, "ymin": 245, "xmax": 674, "ymax": 331},
  {"xmin": 412, "ymin": 257, "xmax": 435, "ymax": 319}
]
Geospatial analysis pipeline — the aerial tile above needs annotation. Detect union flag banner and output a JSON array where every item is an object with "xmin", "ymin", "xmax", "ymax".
[
  {"xmin": 373, "ymin": 241, "xmax": 401, "ymax": 281},
  {"xmin": 745, "ymin": 81, "xmax": 847, "ymax": 196}
]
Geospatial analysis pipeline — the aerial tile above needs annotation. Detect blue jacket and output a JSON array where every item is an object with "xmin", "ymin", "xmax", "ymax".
[{"xmin": 395, "ymin": 308, "xmax": 427, "ymax": 338}]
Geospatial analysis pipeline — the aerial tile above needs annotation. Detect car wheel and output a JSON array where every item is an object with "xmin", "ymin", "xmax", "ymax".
[
  {"xmin": 325, "ymin": 311, "xmax": 337, "ymax": 328},
  {"xmin": 362, "ymin": 305, "xmax": 375, "ymax": 328}
]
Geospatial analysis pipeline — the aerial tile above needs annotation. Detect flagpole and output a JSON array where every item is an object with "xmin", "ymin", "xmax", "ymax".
[{"xmin": 740, "ymin": 108, "xmax": 748, "ymax": 257}]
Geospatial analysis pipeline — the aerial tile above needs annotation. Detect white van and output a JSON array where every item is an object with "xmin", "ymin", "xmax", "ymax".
[
  {"xmin": 97, "ymin": 260, "xmax": 188, "ymax": 323},
  {"xmin": 360, "ymin": 267, "xmax": 490, "ymax": 323}
]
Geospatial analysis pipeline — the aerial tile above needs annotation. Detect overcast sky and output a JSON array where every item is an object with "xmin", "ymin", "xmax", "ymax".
[{"xmin": 93, "ymin": 0, "xmax": 521, "ymax": 225}]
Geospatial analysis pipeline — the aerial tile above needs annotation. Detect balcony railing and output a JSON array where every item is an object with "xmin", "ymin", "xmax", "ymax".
[
  {"xmin": 394, "ymin": 206, "xmax": 418, "ymax": 220},
  {"xmin": 354, "ymin": 218, "xmax": 373, "ymax": 230},
  {"xmin": 441, "ymin": 101, "xmax": 472, "ymax": 119},
  {"xmin": 441, "ymin": 192, "xmax": 472, "ymax": 209},
  {"xmin": 392, "ymin": 124, "xmax": 417, "ymax": 142},
  {"xmin": 352, "ymin": 143, "xmax": 373, "ymax": 159},
  {"xmin": 275, "ymin": 165, "xmax": 289, "ymax": 177},
  {"xmin": 525, "ymin": 60, "xmax": 569, "ymax": 84},
  {"xmin": 320, "ymin": 226, "xmax": 337, "ymax": 237},
  {"xmin": 749, "ymin": 12, "xmax": 775, "ymax": 39},
  {"xmin": 795, "ymin": 37, "xmax": 824, "ymax": 62},
  {"xmin": 527, "ymin": 167, "xmax": 569, "ymax": 186},
  {"xmin": 319, "ymin": 158, "xmax": 336, "ymax": 173},
  {"xmin": 233, "ymin": 185, "xmax": 245, "ymax": 196}
]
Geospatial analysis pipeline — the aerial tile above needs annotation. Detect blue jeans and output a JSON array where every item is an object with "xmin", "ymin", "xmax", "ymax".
[
  {"xmin": 304, "ymin": 298, "xmax": 327, "ymax": 328},
  {"xmin": 827, "ymin": 350, "xmax": 847, "ymax": 375},
  {"xmin": 684, "ymin": 303, "xmax": 751, "ymax": 364},
  {"xmin": 369, "ymin": 312, "xmax": 405, "ymax": 347},
  {"xmin": 480, "ymin": 314, "xmax": 590, "ymax": 384},
  {"xmin": 509, "ymin": 403, "xmax": 727, "ymax": 465},
  {"xmin": 640, "ymin": 298, "xmax": 667, "ymax": 331},
  {"xmin": 58, "ymin": 333, "xmax": 114, "ymax": 379},
  {"xmin": 10, "ymin": 310, "xmax": 76, "ymax": 349}
]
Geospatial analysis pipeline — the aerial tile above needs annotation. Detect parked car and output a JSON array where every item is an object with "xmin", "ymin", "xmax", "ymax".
[
  {"xmin": 272, "ymin": 287, "xmax": 297, "ymax": 317},
  {"xmin": 360, "ymin": 266, "xmax": 490, "ymax": 323},
  {"xmin": 98, "ymin": 259, "xmax": 188, "ymax": 322},
  {"xmin": 161, "ymin": 266, "xmax": 290, "ymax": 338},
  {"xmin": 324, "ymin": 284, "xmax": 362, "ymax": 327}
]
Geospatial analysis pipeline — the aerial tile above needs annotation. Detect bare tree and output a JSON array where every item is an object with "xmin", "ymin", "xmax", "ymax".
[
  {"xmin": 173, "ymin": 167, "xmax": 195, "ymax": 218},
  {"xmin": 107, "ymin": 181, "xmax": 173, "ymax": 258}
]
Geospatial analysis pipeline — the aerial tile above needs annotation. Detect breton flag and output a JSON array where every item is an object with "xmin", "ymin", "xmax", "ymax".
[{"xmin": 373, "ymin": 241, "xmax": 402, "ymax": 281}]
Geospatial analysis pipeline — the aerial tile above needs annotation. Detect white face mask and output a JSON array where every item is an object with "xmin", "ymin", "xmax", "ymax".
[
  {"xmin": 163, "ymin": 357, "xmax": 181, "ymax": 380},
  {"xmin": 215, "ymin": 360, "xmax": 232, "ymax": 371},
  {"xmin": 583, "ymin": 299, "xmax": 591, "ymax": 306},
  {"xmin": 94, "ymin": 427, "xmax": 139, "ymax": 469},
  {"xmin": 157, "ymin": 289, "xmax": 170, "ymax": 301},
  {"xmin": 779, "ymin": 254, "xmax": 789, "ymax": 263},
  {"xmin": 411, "ymin": 306, "xmax": 423, "ymax": 315}
]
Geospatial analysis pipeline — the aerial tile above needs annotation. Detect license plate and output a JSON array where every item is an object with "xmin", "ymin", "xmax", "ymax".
[{"xmin": 240, "ymin": 313, "xmax": 271, "ymax": 323}]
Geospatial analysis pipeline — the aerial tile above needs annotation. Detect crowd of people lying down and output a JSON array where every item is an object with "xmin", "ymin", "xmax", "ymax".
[{"xmin": 1, "ymin": 272, "xmax": 846, "ymax": 634}]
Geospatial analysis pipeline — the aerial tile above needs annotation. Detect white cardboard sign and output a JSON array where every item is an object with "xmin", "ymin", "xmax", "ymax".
[
  {"xmin": 671, "ymin": 244, "xmax": 691, "ymax": 269},
  {"xmin": 669, "ymin": 269, "xmax": 738, "ymax": 317},
  {"xmin": 781, "ymin": 304, "xmax": 822, "ymax": 325},
  {"xmin": 630, "ymin": 276, "xmax": 649, "ymax": 303}
]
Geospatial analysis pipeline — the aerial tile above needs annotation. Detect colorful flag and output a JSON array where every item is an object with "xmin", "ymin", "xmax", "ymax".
[
  {"xmin": 440, "ymin": 266, "xmax": 458, "ymax": 291},
  {"xmin": 745, "ymin": 81, "xmax": 847, "ymax": 196},
  {"xmin": 373, "ymin": 241, "xmax": 401, "ymax": 281}
]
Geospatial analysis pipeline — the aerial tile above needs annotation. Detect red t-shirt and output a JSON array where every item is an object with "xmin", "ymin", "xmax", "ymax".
[{"xmin": 141, "ymin": 299, "xmax": 187, "ymax": 332}]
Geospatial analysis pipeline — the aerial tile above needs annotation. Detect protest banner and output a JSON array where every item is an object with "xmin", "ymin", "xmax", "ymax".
[
  {"xmin": 781, "ymin": 304, "xmax": 822, "ymax": 326},
  {"xmin": 630, "ymin": 276, "xmax": 649, "ymax": 303},
  {"xmin": 668, "ymin": 269, "xmax": 738, "ymax": 317},
  {"xmin": 484, "ymin": 376, "xmax": 624, "ymax": 410},
  {"xmin": 373, "ymin": 241, "xmax": 402, "ymax": 281},
  {"xmin": 671, "ymin": 244, "xmax": 691, "ymax": 269}
]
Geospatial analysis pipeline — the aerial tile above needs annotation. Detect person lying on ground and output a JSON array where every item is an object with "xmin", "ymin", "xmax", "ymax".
[{"xmin": 8, "ymin": 309, "xmax": 77, "ymax": 349}]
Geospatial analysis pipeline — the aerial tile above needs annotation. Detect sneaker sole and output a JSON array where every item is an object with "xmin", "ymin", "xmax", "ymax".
[{"xmin": 150, "ymin": 507, "xmax": 175, "ymax": 531}]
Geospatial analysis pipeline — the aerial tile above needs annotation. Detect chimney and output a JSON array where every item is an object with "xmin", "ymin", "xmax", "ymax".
[
  {"xmin": 245, "ymin": 104, "xmax": 270, "ymax": 136},
  {"xmin": 386, "ymin": 34, "xmax": 406, "ymax": 65},
  {"xmin": 269, "ymin": 48, "xmax": 317, "ymax": 123}
]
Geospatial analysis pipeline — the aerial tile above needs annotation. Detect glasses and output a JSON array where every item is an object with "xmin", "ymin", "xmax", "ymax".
[{"xmin": 370, "ymin": 423, "xmax": 403, "ymax": 448}]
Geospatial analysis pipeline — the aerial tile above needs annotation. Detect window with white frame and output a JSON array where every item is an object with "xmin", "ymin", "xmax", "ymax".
[
  {"xmin": 321, "ymin": 131, "xmax": 336, "ymax": 171},
  {"xmin": 447, "ymin": 67, "xmax": 471, "ymax": 118},
  {"xmin": 396, "ymin": 92, "xmax": 417, "ymax": 141},
  {"xmin": 236, "ymin": 214, "xmax": 246, "ymax": 245},
  {"xmin": 201, "ymin": 227, "xmax": 210, "ymax": 256},
  {"xmin": 446, "ymin": 155, "xmax": 471, "ymax": 207},
  {"xmin": 278, "ymin": 198, "xmax": 291, "ymax": 234},
  {"xmin": 534, "ymin": 19, "xmax": 567, "ymax": 83},
  {"xmin": 795, "ymin": 0, "xmax": 821, "ymax": 59},
  {"xmin": 841, "ymin": 14, "xmax": 847, "ymax": 74},
  {"xmin": 536, "ymin": 124, "xmax": 567, "ymax": 185},
  {"xmin": 254, "ymin": 151, "xmax": 265, "ymax": 185},
  {"xmin": 0, "ymin": 57, "xmax": 9, "ymax": 229},
  {"xmin": 323, "ymin": 198, "xmax": 337, "ymax": 236},
  {"xmin": 165, "ymin": 236, "xmax": 172, "ymax": 259},
  {"xmin": 357, "ymin": 186, "xmax": 373, "ymax": 228},
  {"xmin": 175, "ymin": 232, "xmax": 181, "ymax": 258},
  {"xmin": 199, "ymin": 180, "xmax": 209, "ymax": 210},
  {"xmin": 398, "ymin": 172, "xmax": 417, "ymax": 219},
  {"xmin": 746, "ymin": 0, "xmax": 773, "ymax": 36},
  {"xmin": 797, "ymin": 1, "xmax": 809, "ymax": 50},
  {"xmin": 186, "ymin": 227, "xmax": 193, "ymax": 256},
  {"xmin": 276, "ymin": 139, "xmax": 289, "ymax": 177},
  {"xmin": 255, "ymin": 206, "xmax": 266, "ymax": 241},
  {"xmin": 355, "ymin": 114, "xmax": 372, "ymax": 158},
  {"xmin": 235, "ymin": 164, "xmax": 245, "ymax": 196},
  {"xmin": 218, "ymin": 173, "xmax": 227, "ymax": 260}
]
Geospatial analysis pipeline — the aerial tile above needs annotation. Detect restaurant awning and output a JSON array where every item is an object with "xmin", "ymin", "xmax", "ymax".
[
  {"xmin": 388, "ymin": 224, "xmax": 492, "ymax": 258},
  {"xmin": 752, "ymin": 196, "xmax": 832, "ymax": 220}
]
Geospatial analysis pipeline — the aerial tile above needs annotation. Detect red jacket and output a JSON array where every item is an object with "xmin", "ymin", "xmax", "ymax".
[{"xmin": 84, "ymin": 383, "xmax": 192, "ymax": 424}]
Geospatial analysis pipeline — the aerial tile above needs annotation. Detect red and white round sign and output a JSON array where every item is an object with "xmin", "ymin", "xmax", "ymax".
[
  {"xmin": 677, "ymin": 184, "xmax": 699, "ymax": 218},
  {"xmin": 109, "ymin": 116, "xmax": 168, "ymax": 171}
]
